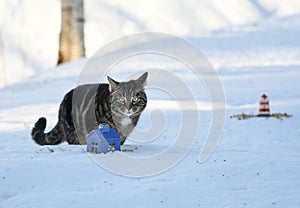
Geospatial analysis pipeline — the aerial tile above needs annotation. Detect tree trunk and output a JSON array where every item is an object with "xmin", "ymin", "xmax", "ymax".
[{"xmin": 57, "ymin": 0, "xmax": 85, "ymax": 65}]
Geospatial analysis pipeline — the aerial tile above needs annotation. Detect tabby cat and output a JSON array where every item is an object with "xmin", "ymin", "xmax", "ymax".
[{"xmin": 31, "ymin": 72, "xmax": 148, "ymax": 145}]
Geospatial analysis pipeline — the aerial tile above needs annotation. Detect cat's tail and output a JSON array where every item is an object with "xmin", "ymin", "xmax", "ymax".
[{"xmin": 31, "ymin": 117, "xmax": 65, "ymax": 145}]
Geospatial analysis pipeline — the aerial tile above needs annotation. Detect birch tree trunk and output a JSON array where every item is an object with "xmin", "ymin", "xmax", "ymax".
[{"xmin": 57, "ymin": 0, "xmax": 85, "ymax": 65}]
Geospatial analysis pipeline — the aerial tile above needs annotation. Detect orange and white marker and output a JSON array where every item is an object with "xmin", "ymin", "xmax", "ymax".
[{"xmin": 258, "ymin": 94, "xmax": 270, "ymax": 116}]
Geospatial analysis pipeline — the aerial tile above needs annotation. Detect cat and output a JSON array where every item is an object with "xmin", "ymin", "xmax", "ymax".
[{"xmin": 31, "ymin": 72, "xmax": 148, "ymax": 145}]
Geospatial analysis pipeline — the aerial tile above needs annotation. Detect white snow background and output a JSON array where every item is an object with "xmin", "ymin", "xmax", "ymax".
[{"xmin": 1, "ymin": 0, "xmax": 300, "ymax": 207}]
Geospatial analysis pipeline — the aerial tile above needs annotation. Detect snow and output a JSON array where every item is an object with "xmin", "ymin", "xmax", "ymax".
[
  {"xmin": 258, "ymin": 0, "xmax": 300, "ymax": 16},
  {"xmin": 2, "ymin": 0, "xmax": 300, "ymax": 87},
  {"xmin": 1, "ymin": 1, "xmax": 300, "ymax": 207}
]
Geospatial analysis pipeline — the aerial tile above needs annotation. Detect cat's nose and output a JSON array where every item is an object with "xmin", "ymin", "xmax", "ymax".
[{"xmin": 125, "ymin": 103, "xmax": 132, "ymax": 110}]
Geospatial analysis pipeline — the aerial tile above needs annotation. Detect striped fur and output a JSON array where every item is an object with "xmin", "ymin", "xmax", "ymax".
[{"xmin": 31, "ymin": 72, "xmax": 148, "ymax": 145}]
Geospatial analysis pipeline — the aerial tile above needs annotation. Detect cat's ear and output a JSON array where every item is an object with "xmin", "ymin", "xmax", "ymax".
[
  {"xmin": 136, "ymin": 72, "xmax": 148, "ymax": 86},
  {"xmin": 107, "ymin": 76, "xmax": 119, "ymax": 92}
]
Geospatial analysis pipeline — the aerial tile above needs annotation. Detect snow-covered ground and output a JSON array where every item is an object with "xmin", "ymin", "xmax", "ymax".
[
  {"xmin": 1, "ymin": 0, "xmax": 300, "ymax": 87},
  {"xmin": 1, "ymin": 1, "xmax": 300, "ymax": 207}
]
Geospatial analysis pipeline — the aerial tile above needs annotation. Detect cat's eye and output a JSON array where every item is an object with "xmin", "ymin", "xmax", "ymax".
[
  {"xmin": 119, "ymin": 97, "xmax": 126, "ymax": 103},
  {"xmin": 132, "ymin": 96, "xmax": 139, "ymax": 102}
]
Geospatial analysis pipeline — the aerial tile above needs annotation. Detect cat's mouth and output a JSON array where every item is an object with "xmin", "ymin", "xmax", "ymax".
[
  {"xmin": 112, "ymin": 109, "xmax": 136, "ymax": 117},
  {"xmin": 122, "ymin": 110, "xmax": 136, "ymax": 117},
  {"xmin": 123, "ymin": 111, "xmax": 132, "ymax": 116}
]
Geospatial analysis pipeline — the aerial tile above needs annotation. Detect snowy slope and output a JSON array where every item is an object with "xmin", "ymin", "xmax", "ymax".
[
  {"xmin": 1, "ymin": 0, "xmax": 300, "ymax": 87},
  {"xmin": 1, "ymin": 9, "xmax": 300, "ymax": 207}
]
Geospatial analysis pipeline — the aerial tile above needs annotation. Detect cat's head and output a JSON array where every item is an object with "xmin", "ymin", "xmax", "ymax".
[{"xmin": 108, "ymin": 72, "xmax": 148, "ymax": 117}]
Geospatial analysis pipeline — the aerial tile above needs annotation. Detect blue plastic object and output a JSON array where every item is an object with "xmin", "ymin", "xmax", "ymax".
[{"xmin": 87, "ymin": 124, "xmax": 121, "ymax": 154}]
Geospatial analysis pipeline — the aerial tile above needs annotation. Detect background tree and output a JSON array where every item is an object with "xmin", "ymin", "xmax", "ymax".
[{"xmin": 57, "ymin": 0, "xmax": 85, "ymax": 65}]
